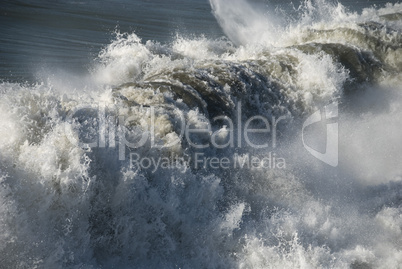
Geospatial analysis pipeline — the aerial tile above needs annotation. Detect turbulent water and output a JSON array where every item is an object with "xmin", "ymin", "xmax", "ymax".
[{"xmin": 1, "ymin": 0, "xmax": 402, "ymax": 268}]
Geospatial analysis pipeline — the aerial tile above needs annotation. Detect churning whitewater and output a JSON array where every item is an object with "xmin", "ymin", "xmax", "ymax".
[{"xmin": 1, "ymin": 0, "xmax": 402, "ymax": 268}]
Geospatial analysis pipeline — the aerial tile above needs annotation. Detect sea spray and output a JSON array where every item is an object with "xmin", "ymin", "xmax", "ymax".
[{"xmin": 0, "ymin": 1, "xmax": 401, "ymax": 268}]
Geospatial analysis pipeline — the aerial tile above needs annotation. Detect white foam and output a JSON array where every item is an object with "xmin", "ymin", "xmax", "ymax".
[{"xmin": 1, "ymin": 0, "xmax": 402, "ymax": 267}]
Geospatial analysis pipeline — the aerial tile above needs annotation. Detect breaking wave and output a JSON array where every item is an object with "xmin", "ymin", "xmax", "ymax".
[{"xmin": 1, "ymin": 0, "xmax": 402, "ymax": 268}]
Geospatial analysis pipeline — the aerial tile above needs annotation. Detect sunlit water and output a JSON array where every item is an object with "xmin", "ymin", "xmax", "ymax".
[{"xmin": 1, "ymin": 0, "xmax": 402, "ymax": 268}]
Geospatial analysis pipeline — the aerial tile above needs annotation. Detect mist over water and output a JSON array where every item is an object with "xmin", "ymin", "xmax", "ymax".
[{"xmin": 1, "ymin": 0, "xmax": 402, "ymax": 268}]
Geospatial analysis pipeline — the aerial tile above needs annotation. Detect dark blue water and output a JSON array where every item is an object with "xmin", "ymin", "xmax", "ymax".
[
  {"xmin": 0, "ymin": 0, "xmax": 397, "ymax": 82},
  {"xmin": 0, "ymin": 0, "xmax": 221, "ymax": 81}
]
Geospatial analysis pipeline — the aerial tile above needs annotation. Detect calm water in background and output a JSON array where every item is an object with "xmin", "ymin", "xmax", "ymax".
[{"xmin": 0, "ymin": 0, "xmax": 397, "ymax": 82}]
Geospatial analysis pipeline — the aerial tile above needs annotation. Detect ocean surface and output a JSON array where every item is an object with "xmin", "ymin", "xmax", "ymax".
[{"xmin": 1, "ymin": 0, "xmax": 402, "ymax": 268}]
